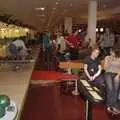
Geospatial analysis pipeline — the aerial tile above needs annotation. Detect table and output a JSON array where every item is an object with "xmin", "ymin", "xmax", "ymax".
[
  {"xmin": 59, "ymin": 60, "xmax": 84, "ymax": 70},
  {"xmin": 59, "ymin": 60, "xmax": 84, "ymax": 95}
]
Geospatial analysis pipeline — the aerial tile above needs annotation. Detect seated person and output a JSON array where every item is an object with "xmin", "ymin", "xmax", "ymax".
[
  {"xmin": 104, "ymin": 48, "xmax": 120, "ymax": 114},
  {"xmin": 84, "ymin": 48, "xmax": 104, "ymax": 87}
]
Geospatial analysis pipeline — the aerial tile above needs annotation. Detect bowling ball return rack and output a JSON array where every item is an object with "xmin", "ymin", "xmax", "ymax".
[
  {"xmin": 0, "ymin": 58, "xmax": 35, "ymax": 71},
  {"xmin": 0, "ymin": 100, "xmax": 17, "ymax": 120}
]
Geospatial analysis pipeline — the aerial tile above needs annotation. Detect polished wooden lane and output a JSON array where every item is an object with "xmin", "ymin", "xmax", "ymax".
[
  {"xmin": 22, "ymin": 84, "xmax": 109, "ymax": 120},
  {"xmin": 0, "ymin": 46, "xmax": 40, "ymax": 120}
]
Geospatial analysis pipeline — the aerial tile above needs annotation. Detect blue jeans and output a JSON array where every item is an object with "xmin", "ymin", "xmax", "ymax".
[{"xmin": 105, "ymin": 72, "xmax": 120, "ymax": 109}]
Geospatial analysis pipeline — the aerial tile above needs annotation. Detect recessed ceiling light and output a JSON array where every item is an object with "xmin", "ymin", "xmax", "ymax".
[
  {"xmin": 96, "ymin": 28, "xmax": 98, "ymax": 32},
  {"xmin": 56, "ymin": 2, "xmax": 58, "ymax": 5},
  {"xmin": 78, "ymin": 29, "xmax": 82, "ymax": 33},
  {"xmin": 100, "ymin": 28, "xmax": 104, "ymax": 32},
  {"xmin": 70, "ymin": 3, "xmax": 73, "ymax": 6},
  {"xmin": 53, "ymin": 8, "xmax": 56, "ymax": 10}
]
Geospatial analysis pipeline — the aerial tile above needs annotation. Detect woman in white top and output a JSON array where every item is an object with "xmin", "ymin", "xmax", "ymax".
[{"xmin": 104, "ymin": 48, "xmax": 120, "ymax": 114}]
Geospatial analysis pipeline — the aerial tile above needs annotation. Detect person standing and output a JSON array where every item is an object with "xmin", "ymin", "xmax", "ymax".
[
  {"xmin": 56, "ymin": 32, "xmax": 66, "ymax": 60},
  {"xmin": 99, "ymin": 28, "xmax": 115, "ymax": 56},
  {"xmin": 43, "ymin": 32, "xmax": 51, "ymax": 67},
  {"xmin": 104, "ymin": 48, "xmax": 120, "ymax": 114},
  {"xmin": 65, "ymin": 30, "xmax": 80, "ymax": 60}
]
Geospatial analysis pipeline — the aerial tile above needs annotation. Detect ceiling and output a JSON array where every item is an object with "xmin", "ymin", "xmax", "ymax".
[{"xmin": 0, "ymin": 0, "xmax": 120, "ymax": 31}]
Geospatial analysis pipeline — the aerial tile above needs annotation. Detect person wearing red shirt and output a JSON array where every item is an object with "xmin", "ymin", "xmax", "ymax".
[{"xmin": 65, "ymin": 31, "xmax": 81, "ymax": 60}]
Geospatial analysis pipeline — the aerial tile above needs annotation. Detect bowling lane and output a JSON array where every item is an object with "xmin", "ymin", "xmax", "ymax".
[{"xmin": 0, "ymin": 46, "xmax": 40, "ymax": 120}]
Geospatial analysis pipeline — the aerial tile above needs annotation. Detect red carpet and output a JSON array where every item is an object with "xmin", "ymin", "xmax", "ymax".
[{"xmin": 31, "ymin": 70, "xmax": 61, "ymax": 80}]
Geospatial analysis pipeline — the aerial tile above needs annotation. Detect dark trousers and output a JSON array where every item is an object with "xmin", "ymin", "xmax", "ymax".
[
  {"xmin": 70, "ymin": 48, "xmax": 79, "ymax": 60},
  {"xmin": 100, "ymin": 47, "xmax": 111, "ymax": 57},
  {"xmin": 105, "ymin": 72, "xmax": 120, "ymax": 109},
  {"xmin": 81, "ymin": 73, "xmax": 105, "ymax": 94},
  {"xmin": 44, "ymin": 47, "xmax": 52, "ymax": 66}
]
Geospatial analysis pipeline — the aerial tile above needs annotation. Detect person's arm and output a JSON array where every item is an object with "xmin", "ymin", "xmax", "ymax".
[
  {"xmin": 65, "ymin": 40, "xmax": 74, "ymax": 48},
  {"xmin": 93, "ymin": 65, "xmax": 102, "ymax": 80},
  {"xmin": 21, "ymin": 41, "xmax": 27, "ymax": 50},
  {"xmin": 114, "ymin": 59, "xmax": 120, "ymax": 80},
  {"xmin": 84, "ymin": 64, "xmax": 92, "ymax": 80},
  {"xmin": 103, "ymin": 56, "xmax": 110, "ymax": 70}
]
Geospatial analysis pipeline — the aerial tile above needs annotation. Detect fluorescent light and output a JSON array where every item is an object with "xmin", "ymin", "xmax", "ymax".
[
  {"xmin": 36, "ymin": 14, "xmax": 45, "ymax": 17},
  {"xmin": 35, "ymin": 7, "xmax": 45, "ymax": 11},
  {"xmin": 40, "ymin": 7, "xmax": 45, "ymax": 11}
]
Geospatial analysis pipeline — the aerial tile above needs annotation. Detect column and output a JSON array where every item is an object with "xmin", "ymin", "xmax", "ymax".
[
  {"xmin": 88, "ymin": 0, "xmax": 97, "ymax": 48},
  {"xmin": 64, "ymin": 17, "xmax": 72, "ymax": 34}
]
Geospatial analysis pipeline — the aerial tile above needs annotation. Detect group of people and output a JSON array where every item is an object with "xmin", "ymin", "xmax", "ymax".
[
  {"xmin": 84, "ymin": 47, "xmax": 120, "ymax": 114},
  {"xmin": 42, "ymin": 31, "xmax": 82, "ymax": 67},
  {"xmin": 42, "ymin": 29, "xmax": 120, "ymax": 114}
]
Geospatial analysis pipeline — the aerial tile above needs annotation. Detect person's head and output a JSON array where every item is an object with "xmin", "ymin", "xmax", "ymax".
[
  {"xmin": 105, "ymin": 28, "xmax": 110, "ymax": 34},
  {"xmin": 91, "ymin": 48, "xmax": 100, "ymax": 59},
  {"xmin": 110, "ymin": 48, "xmax": 120, "ymax": 58}
]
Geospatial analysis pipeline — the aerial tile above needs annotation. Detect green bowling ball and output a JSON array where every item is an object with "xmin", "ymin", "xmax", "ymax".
[
  {"xmin": 0, "ymin": 95, "xmax": 10, "ymax": 108},
  {"xmin": 0, "ymin": 105, "xmax": 5, "ymax": 118}
]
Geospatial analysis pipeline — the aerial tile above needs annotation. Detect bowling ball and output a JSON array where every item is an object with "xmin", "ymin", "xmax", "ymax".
[
  {"xmin": 0, "ymin": 105, "xmax": 5, "ymax": 118},
  {"xmin": 0, "ymin": 95, "xmax": 10, "ymax": 108}
]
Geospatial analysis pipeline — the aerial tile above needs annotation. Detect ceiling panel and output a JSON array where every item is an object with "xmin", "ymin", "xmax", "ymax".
[{"xmin": 0, "ymin": 0, "xmax": 119, "ymax": 31}]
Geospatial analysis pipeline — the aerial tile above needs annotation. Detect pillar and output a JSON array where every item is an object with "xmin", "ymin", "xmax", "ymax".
[
  {"xmin": 64, "ymin": 17, "xmax": 72, "ymax": 34},
  {"xmin": 88, "ymin": 0, "xmax": 97, "ymax": 48}
]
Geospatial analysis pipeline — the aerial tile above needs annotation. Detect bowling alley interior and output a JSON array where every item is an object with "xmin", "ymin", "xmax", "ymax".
[{"xmin": 0, "ymin": 0, "xmax": 120, "ymax": 120}]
